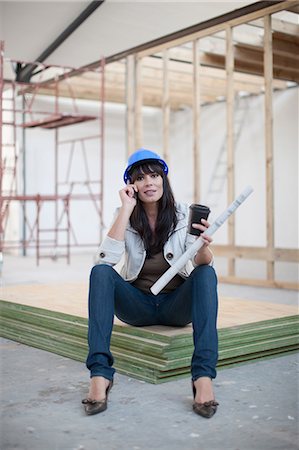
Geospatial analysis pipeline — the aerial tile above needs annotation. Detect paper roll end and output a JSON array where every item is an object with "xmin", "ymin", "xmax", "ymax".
[
  {"xmin": 150, "ymin": 284, "xmax": 159, "ymax": 296},
  {"xmin": 244, "ymin": 185, "xmax": 254, "ymax": 196}
]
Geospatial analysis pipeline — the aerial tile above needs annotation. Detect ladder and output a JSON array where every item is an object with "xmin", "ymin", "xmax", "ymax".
[{"xmin": 204, "ymin": 95, "xmax": 250, "ymax": 209}]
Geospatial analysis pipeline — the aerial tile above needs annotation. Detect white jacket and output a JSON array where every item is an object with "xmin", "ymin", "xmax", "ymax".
[{"xmin": 97, "ymin": 202, "xmax": 200, "ymax": 282}]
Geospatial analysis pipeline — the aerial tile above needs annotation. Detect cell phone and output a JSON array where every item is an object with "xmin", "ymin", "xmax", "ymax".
[{"xmin": 188, "ymin": 204, "xmax": 210, "ymax": 236}]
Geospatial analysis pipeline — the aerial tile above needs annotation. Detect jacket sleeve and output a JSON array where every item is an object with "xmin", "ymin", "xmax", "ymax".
[
  {"xmin": 95, "ymin": 208, "xmax": 125, "ymax": 265},
  {"xmin": 96, "ymin": 235, "xmax": 125, "ymax": 266},
  {"xmin": 185, "ymin": 232, "xmax": 199, "ymax": 267}
]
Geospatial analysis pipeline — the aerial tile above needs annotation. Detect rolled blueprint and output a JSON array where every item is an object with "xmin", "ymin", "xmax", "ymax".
[{"xmin": 150, "ymin": 185, "xmax": 254, "ymax": 295}]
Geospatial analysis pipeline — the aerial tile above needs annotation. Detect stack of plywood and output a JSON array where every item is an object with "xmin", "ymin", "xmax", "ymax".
[{"xmin": 1, "ymin": 299, "xmax": 298, "ymax": 384}]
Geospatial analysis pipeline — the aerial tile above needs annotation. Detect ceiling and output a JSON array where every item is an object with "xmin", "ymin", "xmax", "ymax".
[
  {"xmin": 1, "ymin": 1, "xmax": 298, "ymax": 108},
  {"xmin": 1, "ymin": 1, "xmax": 255, "ymax": 72}
]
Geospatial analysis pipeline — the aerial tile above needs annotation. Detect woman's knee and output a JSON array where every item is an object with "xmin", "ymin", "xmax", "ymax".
[
  {"xmin": 191, "ymin": 264, "xmax": 217, "ymax": 285},
  {"xmin": 90, "ymin": 264, "xmax": 115, "ymax": 280}
]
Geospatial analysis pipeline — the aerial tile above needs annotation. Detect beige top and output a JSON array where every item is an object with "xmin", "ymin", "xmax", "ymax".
[{"xmin": 132, "ymin": 251, "xmax": 184, "ymax": 294}]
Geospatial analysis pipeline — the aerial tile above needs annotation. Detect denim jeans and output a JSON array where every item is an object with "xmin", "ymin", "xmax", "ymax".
[{"xmin": 86, "ymin": 264, "xmax": 218, "ymax": 381}]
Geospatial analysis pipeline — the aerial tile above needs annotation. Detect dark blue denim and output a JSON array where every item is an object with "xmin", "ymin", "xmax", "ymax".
[{"xmin": 86, "ymin": 264, "xmax": 218, "ymax": 381}]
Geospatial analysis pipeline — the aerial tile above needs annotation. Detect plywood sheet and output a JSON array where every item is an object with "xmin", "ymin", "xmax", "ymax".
[
  {"xmin": 1, "ymin": 299, "xmax": 298, "ymax": 384},
  {"xmin": 1, "ymin": 282, "xmax": 297, "ymax": 335}
]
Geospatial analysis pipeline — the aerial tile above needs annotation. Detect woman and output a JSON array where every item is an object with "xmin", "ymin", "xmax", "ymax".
[{"xmin": 82, "ymin": 149, "xmax": 219, "ymax": 418}]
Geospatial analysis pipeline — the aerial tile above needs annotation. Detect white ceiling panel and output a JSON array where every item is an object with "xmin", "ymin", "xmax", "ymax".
[{"xmin": 1, "ymin": 1, "xmax": 253, "ymax": 70}]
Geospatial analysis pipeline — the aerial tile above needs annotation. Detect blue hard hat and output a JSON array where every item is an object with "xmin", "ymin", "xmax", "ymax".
[{"xmin": 123, "ymin": 148, "xmax": 168, "ymax": 183}]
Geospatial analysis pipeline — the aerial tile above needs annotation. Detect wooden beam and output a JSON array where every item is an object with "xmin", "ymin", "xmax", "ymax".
[
  {"xmin": 226, "ymin": 26, "xmax": 235, "ymax": 277},
  {"xmin": 286, "ymin": 3, "xmax": 299, "ymax": 13},
  {"xmin": 141, "ymin": 56, "xmax": 288, "ymax": 88},
  {"xmin": 162, "ymin": 49, "xmax": 170, "ymax": 163},
  {"xmin": 134, "ymin": 56, "xmax": 143, "ymax": 150},
  {"xmin": 272, "ymin": 33, "xmax": 299, "ymax": 56},
  {"xmin": 218, "ymin": 276, "xmax": 299, "ymax": 290},
  {"xmin": 193, "ymin": 39, "xmax": 201, "ymax": 203},
  {"xmin": 137, "ymin": 1, "xmax": 296, "ymax": 59},
  {"xmin": 200, "ymin": 52, "xmax": 299, "ymax": 83},
  {"xmin": 264, "ymin": 15, "xmax": 275, "ymax": 281},
  {"xmin": 126, "ymin": 55, "xmax": 135, "ymax": 156},
  {"xmin": 234, "ymin": 43, "xmax": 299, "ymax": 72},
  {"xmin": 212, "ymin": 245, "xmax": 299, "ymax": 263},
  {"xmin": 250, "ymin": 17, "xmax": 299, "ymax": 37},
  {"xmin": 275, "ymin": 248, "xmax": 299, "ymax": 262}
]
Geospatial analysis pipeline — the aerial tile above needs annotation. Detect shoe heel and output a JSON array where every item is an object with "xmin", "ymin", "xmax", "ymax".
[{"xmin": 191, "ymin": 380, "xmax": 196, "ymax": 399}]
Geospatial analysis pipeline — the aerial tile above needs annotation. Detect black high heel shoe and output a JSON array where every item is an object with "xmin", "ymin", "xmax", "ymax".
[
  {"xmin": 82, "ymin": 379, "xmax": 113, "ymax": 415},
  {"xmin": 192, "ymin": 380, "xmax": 219, "ymax": 418}
]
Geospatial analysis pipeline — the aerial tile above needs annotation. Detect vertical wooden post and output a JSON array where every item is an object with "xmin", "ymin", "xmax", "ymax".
[
  {"xmin": 193, "ymin": 39, "xmax": 201, "ymax": 202},
  {"xmin": 264, "ymin": 14, "xmax": 275, "ymax": 280},
  {"xmin": 162, "ymin": 49, "xmax": 170, "ymax": 163},
  {"xmin": 134, "ymin": 55, "xmax": 143, "ymax": 150},
  {"xmin": 0, "ymin": 42, "xmax": 4, "ymax": 252},
  {"xmin": 126, "ymin": 55, "xmax": 135, "ymax": 156},
  {"xmin": 226, "ymin": 25, "xmax": 235, "ymax": 276}
]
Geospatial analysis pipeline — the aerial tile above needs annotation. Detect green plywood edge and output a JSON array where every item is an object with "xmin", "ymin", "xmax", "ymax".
[
  {"xmin": 2, "ymin": 307, "xmax": 297, "ymax": 359},
  {"xmin": 112, "ymin": 348, "xmax": 191, "ymax": 371},
  {"xmin": 0, "ymin": 300, "xmax": 88, "ymax": 325},
  {"xmin": 0, "ymin": 327, "xmax": 87, "ymax": 363},
  {"xmin": 0, "ymin": 300, "xmax": 173, "ymax": 344},
  {"xmin": 219, "ymin": 335, "xmax": 299, "ymax": 358},
  {"xmin": 0, "ymin": 309, "xmax": 88, "ymax": 339},
  {"xmin": 0, "ymin": 319, "xmax": 88, "ymax": 352},
  {"xmin": 218, "ymin": 325, "xmax": 299, "ymax": 349},
  {"xmin": 2, "ymin": 318, "xmax": 296, "ymax": 376},
  {"xmin": 2, "ymin": 314, "xmax": 298, "ymax": 365},
  {"xmin": 2, "ymin": 313, "xmax": 298, "ymax": 358},
  {"xmin": 1, "ymin": 299, "xmax": 298, "ymax": 342},
  {"xmin": 116, "ymin": 348, "xmax": 299, "ymax": 384},
  {"xmin": 218, "ymin": 345, "xmax": 299, "ymax": 366},
  {"xmin": 217, "ymin": 348, "xmax": 299, "ymax": 371},
  {"xmin": 1, "ymin": 318, "xmax": 298, "ymax": 372},
  {"xmin": 2, "ymin": 300, "xmax": 298, "ymax": 356},
  {"xmin": 1, "ymin": 325, "xmax": 297, "ymax": 384},
  {"xmin": 218, "ymin": 315, "xmax": 299, "ymax": 337},
  {"xmin": 1, "ymin": 299, "xmax": 298, "ymax": 384}
]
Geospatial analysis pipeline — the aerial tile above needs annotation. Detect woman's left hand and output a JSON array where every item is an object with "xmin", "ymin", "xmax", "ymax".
[
  {"xmin": 192, "ymin": 219, "xmax": 213, "ymax": 247},
  {"xmin": 192, "ymin": 219, "xmax": 214, "ymax": 265}
]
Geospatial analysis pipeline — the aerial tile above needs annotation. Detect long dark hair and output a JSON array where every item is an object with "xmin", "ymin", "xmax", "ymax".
[{"xmin": 129, "ymin": 162, "xmax": 178, "ymax": 257}]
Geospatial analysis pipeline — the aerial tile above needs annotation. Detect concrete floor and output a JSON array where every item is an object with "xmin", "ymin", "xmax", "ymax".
[
  {"xmin": 1, "ymin": 338, "xmax": 298, "ymax": 450},
  {"xmin": 1, "ymin": 254, "xmax": 298, "ymax": 449}
]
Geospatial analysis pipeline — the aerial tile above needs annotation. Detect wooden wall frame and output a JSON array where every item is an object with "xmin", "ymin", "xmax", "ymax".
[
  {"xmin": 121, "ymin": 0, "xmax": 298, "ymax": 290},
  {"xmin": 19, "ymin": 1, "xmax": 298, "ymax": 288}
]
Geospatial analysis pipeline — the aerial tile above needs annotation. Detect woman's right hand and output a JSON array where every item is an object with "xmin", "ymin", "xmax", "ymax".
[{"xmin": 119, "ymin": 184, "xmax": 138, "ymax": 210}]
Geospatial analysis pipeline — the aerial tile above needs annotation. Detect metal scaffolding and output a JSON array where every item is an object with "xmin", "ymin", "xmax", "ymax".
[{"xmin": 0, "ymin": 41, "xmax": 105, "ymax": 264}]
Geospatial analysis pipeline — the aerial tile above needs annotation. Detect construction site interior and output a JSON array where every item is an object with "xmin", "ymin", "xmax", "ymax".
[{"xmin": 1, "ymin": 0, "xmax": 298, "ymax": 393}]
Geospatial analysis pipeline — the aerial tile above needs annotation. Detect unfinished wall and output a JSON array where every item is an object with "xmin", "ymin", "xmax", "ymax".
[{"xmin": 13, "ymin": 86, "xmax": 298, "ymax": 283}]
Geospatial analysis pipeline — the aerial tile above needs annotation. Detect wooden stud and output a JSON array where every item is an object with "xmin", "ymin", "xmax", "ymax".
[
  {"xmin": 250, "ymin": 17, "xmax": 299, "ymax": 37},
  {"xmin": 162, "ymin": 49, "xmax": 170, "ymax": 163},
  {"xmin": 138, "ymin": 1, "xmax": 297, "ymax": 59},
  {"xmin": 264, "ymin": 14, "xmax": 275, "ymax": 281},
  {"xmin": 126, "ymin": 55, "xmax": 135, "ymax": 156},
  {"xmin": 134, "ymin": 56, "xmax": 143, "ymax": 150},
  {"xmin": 226, "ymin": 26, "xmax": 235, "ymax": 276},
  {"xmin": 192, "ymin": 39, "xmax": 201, "ymax": 202},
  {"xmin": 23, "ymin": 53, "xmax": 292, "ymax": 109}
]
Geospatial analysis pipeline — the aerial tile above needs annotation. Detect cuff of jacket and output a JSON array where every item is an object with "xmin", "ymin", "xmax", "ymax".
[{"xmin": 97, "ymin": 236, "xmax": 125, "ymax": 265}]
